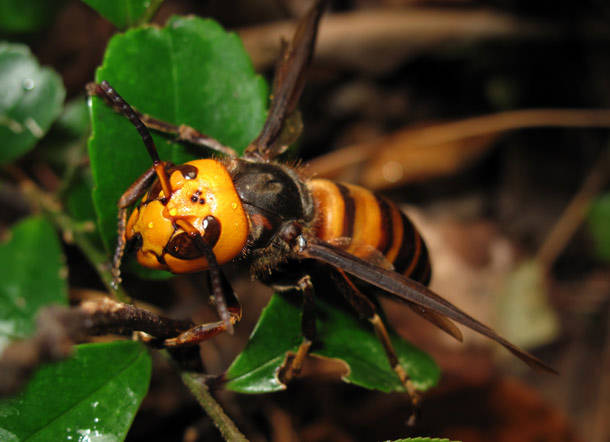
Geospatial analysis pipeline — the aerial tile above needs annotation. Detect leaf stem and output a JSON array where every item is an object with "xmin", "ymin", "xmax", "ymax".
[
  {"xmin": 14, "ymin": 173, "xmax": 132, "ymax": 303},
  {"xmin": 10, "ymin": 168, "xmax": 248, "ymax": 440},
  {"xmin": 137, "ymin": 0, "xmax": 165, "ymax": 26},
  {"xmin": 12, "ymin": 169, "xmax": 247, "ymax": 440},
  {"xmin": 180, "ymin": 372, "xmax": 249, "ymax": 442}
]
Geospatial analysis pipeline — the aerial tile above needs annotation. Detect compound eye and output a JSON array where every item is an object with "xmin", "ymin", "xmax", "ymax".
[{"xmin": 165, "ymin": 232, "xmax": 204, "ymax": 260}]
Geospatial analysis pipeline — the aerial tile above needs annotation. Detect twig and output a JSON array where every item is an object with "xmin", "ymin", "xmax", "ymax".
[
  {"xmin": 239, "ymin": 7, "xmax": 553, "ymax": 73},
  {"xmin": 181, "ymin": 372, "xmax": 249, "ymax": 442},
  {"xmin": 0, "ymin": 306, "xmax": 87, "ymax": 396},
  {"xmin": 7, "ymin": 169, "xmax": 249, "ymax": 440},
  {"xmin": 0, "ymin": 298, "xmax": 194, "ymax": 396},
  {"xmin": 309, "ymin": 108, "xmax": 610, "ymax": 189},
  {"xmin": 536, "ymin": 147, "xmax": 609, "ymax": 269},
  {"xmin": 0, "ymin": 295, "xmax": 250, "ymax": 438},
  {"xmin": 56, "ymin": 138, "xmax": 90, "ymax": 198},
  {"xmin": 137, "ymin": 0, "xmax": 165, "ymax": 26},
  {"xmin": 13, "ymin": 172, "xmax": 132, "ymax": 303}
]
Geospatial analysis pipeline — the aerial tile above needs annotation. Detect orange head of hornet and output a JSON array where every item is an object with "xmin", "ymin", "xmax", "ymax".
[{"xmin": 125, "ymin": 159, "xmax": 249, "ymax": 273}]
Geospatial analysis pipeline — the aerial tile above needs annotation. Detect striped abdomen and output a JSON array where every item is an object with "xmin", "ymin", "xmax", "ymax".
[{"xmin": 307, "ymin": 179, "xmax": 431, "ymax": 285}]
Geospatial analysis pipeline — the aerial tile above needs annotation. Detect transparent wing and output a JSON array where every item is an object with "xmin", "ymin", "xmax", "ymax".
[
  {"xmin": 298, "ymin": 236, "xmax": 557, "ymax": 374},
  {"xmin": 328, "ymin": 237, "xmax": 463, "ymax": 342}
]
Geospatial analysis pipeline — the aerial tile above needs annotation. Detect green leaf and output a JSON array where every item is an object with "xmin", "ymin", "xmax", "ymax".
[
  {"xmin": 35, "ymin": 97, "xmax": 90, "ymax": 172},
  {"xmin": 82, "ymin": 0, "xmax": 164, "ymax": 29},
  {"xmin": 497, "ymin": 260, "xmax": 559, "ymax": 349},
  {"xmin": 0, "ymin": 217, "xmax": 67, "ymax": 353},
  {"xmin": 39, "ymin": 97, "xmax": 99, "ymax": 244},
  {"xmin": 225, "ymin": 293, "xmax": 440, "ymax": 394},
  {"xmin": 66, "ymin": 169, "xmax": 96, "ymax": 222},
  {"xmin": 0, "ymin": 43, "xmax": 65, "ymax": 164},
  {"xmin": 0, "ymin": 341, "xmax": 152, "ymax": 441},
  {"xmin": 588, "ymin": 192, "xmax": 610, "ymax": 262},
  {"xmin": 0, "ymin": 0, "xmax": 64, "ymax": 33},
  {"xmin": 65, "ymin": 169, "xmax": 103, "ymax": 247},
  {"xmin": 56, "ymin": 96, "xmax": 90, "ymax": 139},
  {"xmin": 88, "ymin": 16, "xmax": 268, "ymax": 264}
]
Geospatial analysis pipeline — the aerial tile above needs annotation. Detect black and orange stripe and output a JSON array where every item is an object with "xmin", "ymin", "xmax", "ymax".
[{"xmin": 307, "ymin": 179, "xmax": 431, "ymax": 285}]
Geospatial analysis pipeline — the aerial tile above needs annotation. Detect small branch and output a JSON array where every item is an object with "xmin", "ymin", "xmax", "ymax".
[
  {"xmin": 0, "ymin": 298, "xmax": 194, "ymax": 396},
  {"xmin": 56, "ymin": 138, "xmax": 90, "ymax": 199},
  {"xmin": 181, "ymin": 372, "xmax": 249, "ymax": 442},
  {"xmin": 239, "ymin": 7, "xmax": 553, "ymax": 74},
  {"xmin": 309, "ymin": 108, "xmax": 610, "ymax": 189},
  {"xmin": 536, "ymin": 147, "xmax": 609, "ymax": 269},
  {"xmin": 138, "ymin": 0, "xmax": 165, "ymax": 26},
  {"xmin": 6, "ymin": 169, "xmax": 248, "ymax": 440},
  {"xmin": 0, "ymin": 306, "xmax": 86, "ymax": 396},
  {"xmin": 78, "ymin": 296, "xmax": 194, "ymax": 338},
  {"xmin": 13, "ymin": 173, "xmax": 131, "ymax": 303}
]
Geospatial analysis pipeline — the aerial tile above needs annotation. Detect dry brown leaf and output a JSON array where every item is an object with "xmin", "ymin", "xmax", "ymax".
[
  {"xmin": 310, "ymin": 109, "xmax": 610, "ymax": 189},
  {"xmin": 238, "ymin": 8, "xmax": 550, "ymax": 74}
]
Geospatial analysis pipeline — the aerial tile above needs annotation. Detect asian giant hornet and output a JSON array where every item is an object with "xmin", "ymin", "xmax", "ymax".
[{"xmin": 88, "ymin": 0, "xmax": 555, "ymax": 407}]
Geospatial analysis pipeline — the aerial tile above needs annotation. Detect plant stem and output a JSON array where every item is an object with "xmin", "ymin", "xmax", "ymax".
[
  {"xmin": 536, "ymin": 147, "xmax": 609, "ymax": 269},
  {"xmin": 138, "ymin": 0, "xmax": 165, "ymax": 25},
  {"xmin": 181, "ymin": 372, "xmax": 249, "ymax": 442},
  {"xmin": 17, "ymin": 176, "xmax": 132, "ymax": 304},
  {"xmin": 15, "ymin": 171, "xmax": 248, "ymax": 440}
]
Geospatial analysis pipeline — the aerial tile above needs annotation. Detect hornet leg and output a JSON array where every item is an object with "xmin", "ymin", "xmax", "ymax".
[
  {"xmin": 335, "ymin": 269, "xmax": 421, "ymax": 411},
  {"xmin": 112, "ymin": 166, "xmax": 157, "ymax": 288},
  {"xmin": 162, "ymin": 269, "xmax": 242, "ymax": 347},
  {"xmin": 277, "ymin": 274, "xmax": 316, "ymax": 383}
]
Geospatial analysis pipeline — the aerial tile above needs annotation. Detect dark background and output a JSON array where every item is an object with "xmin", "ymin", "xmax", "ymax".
[{"xmin": 4, "ymin": 1, "xmax": 609, "ymax": 441}]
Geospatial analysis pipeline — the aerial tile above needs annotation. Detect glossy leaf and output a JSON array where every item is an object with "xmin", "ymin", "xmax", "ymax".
[
  {"xmin": 0, "ymin": 217, "xmax": 67, "ymax": 353},
  {"xmin": 66, "ymin": 170, "xmax": 95, "ymax": 222},
  {"xmin": 0, "ymin": 0, "xmax": 64, "ymax": 33},
  {"xmin": 0, "ymin": 341, "xmax": 152, "ymax": 441},
  {"xmin": 82, "ymin": 0, "xmax": 164, "ymax": 29},
  {"xmin": 0, "ymin": 43, "xmax": 65, "ymax": 164},
  {"xmin": 588, "ymin": 192, "xmax": 610, "ymax": 262},
  {"xmin": 88, "ymin": 15, "xmax": 438, "ymax": 396},
  {"xmin": 225, "ymin": 293, "xmax": 440, "ymax": 394},
  {"xmin": 88, "ymin": 16, "xmax": 268, "ymax": 257}
]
